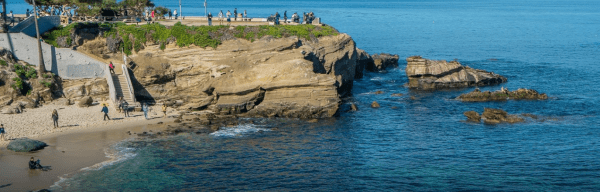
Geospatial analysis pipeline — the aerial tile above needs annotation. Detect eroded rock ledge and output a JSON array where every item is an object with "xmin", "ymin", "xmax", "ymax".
[
  {"xmin": 405, "ymin": 56, "xmax": 507, "ymax": 90},
  {"xmin": 457, "ymin": 88, "xmax": 548, "ymax": 102},
  {"xmin": 128, "ymin": 33, "xmax": 359, "ymax": 118}
]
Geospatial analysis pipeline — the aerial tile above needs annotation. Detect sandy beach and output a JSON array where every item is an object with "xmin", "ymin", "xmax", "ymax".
[{"xmin": 0, "ymin": 102, "xmax": 175, "ymax": 191}]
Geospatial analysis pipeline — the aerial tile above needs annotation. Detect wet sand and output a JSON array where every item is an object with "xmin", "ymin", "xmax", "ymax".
[{"xmin": 0, "ymin": 118, "xmax": 173, "ymax": 191}]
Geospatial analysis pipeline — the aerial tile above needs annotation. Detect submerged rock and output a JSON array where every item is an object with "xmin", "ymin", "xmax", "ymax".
[
  {"xmin": 457, "ymin": 88, "xmax": 548, "ymax": 102},
  {"xmin": 371, "ymin": 101, "xmax": 380, "ymax": 108},
  {"xmin": 405, "ymin": 56, "xmax": 507, "ymax": 90},
  {"xmin": 7, "ymin": 138, "xmax": 48, "ymax": 152},
  {"xmin": 481, "ymin": 108, "xmax": 524, "ymax": 124},
  {"xmin": 350, "ymin": 103, "xmax": 358, "ymax": 111}
]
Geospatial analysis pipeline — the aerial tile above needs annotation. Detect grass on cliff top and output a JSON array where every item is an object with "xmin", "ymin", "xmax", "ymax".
[{"xmin": 43, "ymin": 22, "xmax": 339, "ymax": 55}]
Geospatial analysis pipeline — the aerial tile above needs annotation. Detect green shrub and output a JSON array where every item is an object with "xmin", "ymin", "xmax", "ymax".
[
  {"xmin": 25, "ymin": 66, "xmax": 37, "ymax": 79},
  {"xmin": 14, "ymin": 64, "xmax": 26, "ymax": 76},
  {"xmin": 0, "ymin": 59, "xmax": 6, "ymax": 66},
  {"xmin": 40, "ymin": 80, "xmax": 52, "ymax": 88},
  {"xmin": 11, "ymin": 77, "xmax": 23, "ymax": 90}
]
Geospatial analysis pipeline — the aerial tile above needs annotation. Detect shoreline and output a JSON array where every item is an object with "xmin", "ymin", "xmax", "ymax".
[{"xmin": 0, "ymin": 104, "xmax": 175, "ymax": 191}]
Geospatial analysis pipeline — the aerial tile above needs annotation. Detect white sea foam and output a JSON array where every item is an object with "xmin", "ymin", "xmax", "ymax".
[{"xmin": 209, "ymin": 124, "xmax": 270, "ymax": 137}]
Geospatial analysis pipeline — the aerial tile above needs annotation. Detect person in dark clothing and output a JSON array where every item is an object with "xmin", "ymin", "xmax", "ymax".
[
  {"xmin": 29, "ymin": 157, "xmax": 43, "ymax": 170},
  {"xmin": 284, "ymin": 11, "xmax": 287, "ymax": 24},
  {"xmin": 0, "ymin": 124, "xmax": 5, "ymax": 141},
  {"xmin": 168, "ymin": 10, "xmax": 172, "ymax": 19},
  {"xmin": 292, "ymin": 12, "xmax": 299, "ymax": 23},
  {"xmin": 207, "ymin": 12, "xmax": 213, "ymax": 26},
  {"xmin": 234, "ymin": 8, "xmax": 237, "ymax": 21},
  {"xmin": 109, "ymin": 61, "xmax": 115, "ymax": 74},
  {"xmin": 101, "ymin": 104, "xmax": 110, "ymax": 120},
  {"xmin": 275, "ymin": 12, "xmax": 280, "ymax": 25},
  {"xmin": 303, "ymin": 12, "xmax": 307, "ymax": 24},
  {"xmin": 122, "ymin": 101, "xmax": 129, "ymax": 117},
  {"xmin": 52, "ymin": 109, "xmax": 59, "ymax": 128}
]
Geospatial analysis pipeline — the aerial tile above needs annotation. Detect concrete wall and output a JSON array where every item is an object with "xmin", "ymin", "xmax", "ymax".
[
  {"xmin": 0, "ymin": 33, "xmax": 105, "ymax": 79},
  {"xmin": 9, "ymin": 16, "xmax": 61, "ymax": 37}
]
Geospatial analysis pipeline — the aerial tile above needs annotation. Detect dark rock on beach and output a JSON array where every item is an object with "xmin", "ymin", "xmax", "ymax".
[
  {"xmin": 77, "ymin": 96, "xmax": 93, "ymax": 107},
  {"xmin": 7, "ymin": 138, "xmax": 48, "ymax": 152},
  {"xmin": 457, "ymin": 88, "xmax": 548, "ymax": 102},
  {"xmin": 405, "ymin": 56, "xmax": 507, "ymax": 90}
]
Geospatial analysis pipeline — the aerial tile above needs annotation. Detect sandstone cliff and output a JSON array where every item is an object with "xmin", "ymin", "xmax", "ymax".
[
  {"xmin": 405, "ymin": 56, "xmax": 507, "ymax": 89},
  {"xmin": 125, "ymin": 34, "xmax": 358, "ymax": 118}
]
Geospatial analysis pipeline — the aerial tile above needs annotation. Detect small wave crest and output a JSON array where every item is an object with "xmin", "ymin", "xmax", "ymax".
[{"xmin": 209, "ymin": 124, "xmax": 270, "ymax": 137}]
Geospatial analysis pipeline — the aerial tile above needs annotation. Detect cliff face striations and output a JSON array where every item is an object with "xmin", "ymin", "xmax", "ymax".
[
  {"xmin": 405, "ymin": 56, "xmax": 507, "ymax": 90},
  {"xmin": 128, "ymin": 34, "xmax": 358, "ymax": 118}
]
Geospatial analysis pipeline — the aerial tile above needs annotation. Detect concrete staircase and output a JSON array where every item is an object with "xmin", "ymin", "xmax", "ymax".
[{"xmin": 112, "ymin": 73, "xmax": 135, "ymax": 105}]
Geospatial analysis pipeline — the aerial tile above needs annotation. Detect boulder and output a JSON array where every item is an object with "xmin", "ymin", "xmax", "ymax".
[
  {"xmin": 463, "ymin": 111, "xmax": 481, "ymax": 122},
  {"xmin": 367, "ymin": 53, "xmax": 399, "ymax": 71},
  {"xmin": 57, "ymin": 36, "xmax": 70, "ymax": 47},
  {"xmin": 0, "ymin": 95, "xmax": 13, "ymax": 106},
  {"xmin": 458, "ymin": 88, "xmax": 548, "ymax": 102},
  {"xmin": 371, "ymin": 101, "xmax": 380, "ymax": 108},
  {"xmin": 482, "ymin": 108, "xmax": 508, "ymax": 122},
  {"xmin": 405, "ymin": 56, "xmax": 507, "ymax": 90},
  {"xmin": 17, "ymin": 97, "xmax": 37, "ymax": 109},
  {"xmin": 354, "ymin": 48, "xmax": 372, "ymax": 78},
  {"xmin": 475, "ymin": 108, "xmax": 525, "ymax": 124},
  {"xmin": 350, "ymin": 103, "xmax": 358, "ymax": 111},
  {"xmin": 106, "ymin": 35, "xmax": 122, "ymax": 53},
  {"xmin": 78, "ymin": 96, "xmax": 93, "ymax": 107},
  {"xmin": 7, "ymin": 138, "xmax": 48, "ymax": 152}
]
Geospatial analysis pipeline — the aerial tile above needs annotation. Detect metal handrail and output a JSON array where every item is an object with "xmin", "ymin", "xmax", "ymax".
[{"xmin": 121, "ymin": 64, "xmax": 136, "ymax": 104}]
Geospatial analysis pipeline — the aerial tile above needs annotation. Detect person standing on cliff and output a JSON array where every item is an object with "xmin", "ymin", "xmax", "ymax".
[
  {"xmin": 151, "ymin": 9, "xmax": 155, "ymax": 23},
  {"xmin": 218, "ymin": 10, "xmax": 223, "ymax": 25},
  {"xmin": 244, "ymin": 10, "xmax": 247, "ymax": 20},
  {"xmin": 226, "ymin": 10, "xmax": 231, "ymax": 25},
  {"xmin": 51, "ymin": 109, "xmax": 59, "ymax": 128},
  {"xmin": 26, "ymin": 9, "xmax": 30, "ymax": 18},
  {"xmin": 174, "ymin": 9, "xmax": 178, "ymax": 20},
  {"xmin": 168, "ymin": 9, "xmax": 172, "ymax": 19},
  {"xmin": 234, "ymin": 8, "xmax": 238, "ymax": 21},
  {"xmin": 0, "ymin": 124, "xmax": 6, "ymax": 141},
  {"xmin": 109, "ymin": 61, "xmax": 115, "ymax": 74},
  {"xmin": 207, "ymin": 12, "xmax": 213, "ymax": 26},
  {"xmin": 283, "ymin": 11, "xmax": 287, "ymax": 24},
  {"xmin": 275, "ymin": 12, "xmax": 280, "ymax": 25},
  {"xmin": 101, "ymin": 104, "xmax": 110, "ymax": 121},
  {"xmin": 117, "ymin": 97, "xmax": 123, "ymax": 112}
]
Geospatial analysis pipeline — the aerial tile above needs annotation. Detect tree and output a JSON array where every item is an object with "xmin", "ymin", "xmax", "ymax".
[
  {"xmin": 120, "ymin": 0, "xmax": 153, "ymax": 17},
  {"xmin": 153, "ymin": 6, "xmax": 169, "ymax": 19}
]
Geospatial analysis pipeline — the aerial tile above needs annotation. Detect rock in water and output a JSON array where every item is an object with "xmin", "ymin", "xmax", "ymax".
[
  {"xmin": 405, "ymin": 56, "xmax": 507, "ymax": 90},
  {"xmin": 368, "ymin": 53, "xmax": 399, "ymax": 71},
  {"xmin": 350, "ymin": 103, "xmax": 358, "ymax": 111},
  {"xmin": 391, "ymin": 93, "xmax": 403, "ymax": 97},
  {"xmin": 481, "ymin": 108, "xmax": 524, "ymax": 124},
  {"xmin": 354, "ymin": 48, "xmax": 371, "ymax": 79},
  {"xmin": 464, "ymin": 111, "xmax": 481, "ymax": 122},
  {"xmin": 78, "ymin": 96, "xmax": 93, "ymax": 107},
  {"xmin": 7, "ymin": 138, "xmax": 48, "ymax": 152},
  {"xmin": 458, "ymin": 88, "xmax": 548, "ymax": 102},
  {"xmin": 371, "ymin": 101, "xmax": 380, "ymax": 108}
]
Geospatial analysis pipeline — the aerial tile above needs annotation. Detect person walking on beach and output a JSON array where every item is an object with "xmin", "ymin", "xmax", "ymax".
[
  {"xmin": 207, "ymin": 12, "xmax": 213, "ymax": 26},
  {"xmin": 117, "ymin": 97, "xmax": 123, "ymax": 112},
  {"xmin": 218, "ymin": 10, "xmax": 223, "ymax": 25},
  {"xmin": 162, "ymin": 103, "xmax": 167, "ymax": 118},
  {"xmin": 109, "ymin": 61, "xmax": 115, "ymax": 74},
  {"xmin": 101, "ymin": 104, "xmax": 110, "ymax": 121},
  {"xmin": 51, "ymin": 109, "xmax": 59, "ymax": 128},
  {"xmin": 303, "ymin": 12, "xmax": 307, "ymax": 24},
  {"xmin": 226, "ymin": 10, "xmax": 231, "ymax": 25},
  {"xmin": 174, "ymin": 9, "xmax": 178, "ymax": 20},
  {"xmin": 142, "ymin": 103, "xmax": 149, "ymax": 120},
  {"xmin": 283, "ymin": 11, "xmax": 287, "ymax": 24},
  {"xmin": 0, "ymin": 124, "xmax": 5, "ymax": 141},
  {"xmin": 122, "ymin": 100, "xmax": 129, "ymax": 117}
]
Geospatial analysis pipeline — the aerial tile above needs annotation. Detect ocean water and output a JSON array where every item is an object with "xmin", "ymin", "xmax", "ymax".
[{"xmin": 10, "ymin": 0, "xmax": 597, "ymax": 191}]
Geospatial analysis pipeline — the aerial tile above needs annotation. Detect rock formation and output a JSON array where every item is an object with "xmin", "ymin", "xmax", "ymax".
[
  {"xmin": 405, "ymin": 56, "xmax": 507, "ymax": 90},
  {"xmin": 122, "ymin": 34, "xmax": 358, "ymax": 118},
  {"xmin": 7, "ymin": 138, "xmax": 48, "ymax": 152},
  {"xmin": 354, "ymin": 50, "xmax": 400, "ymax": 73},
  {"xmin": 371, "ymin": 101, "xmax": 380, "ymax": 108},
  {"xmin": 464, "ymin": 108, "xmax": 524, "ymax": 124},
  {"xmin": 457, "ymin": 88, "xmax": 548, "ymax": 102}
]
